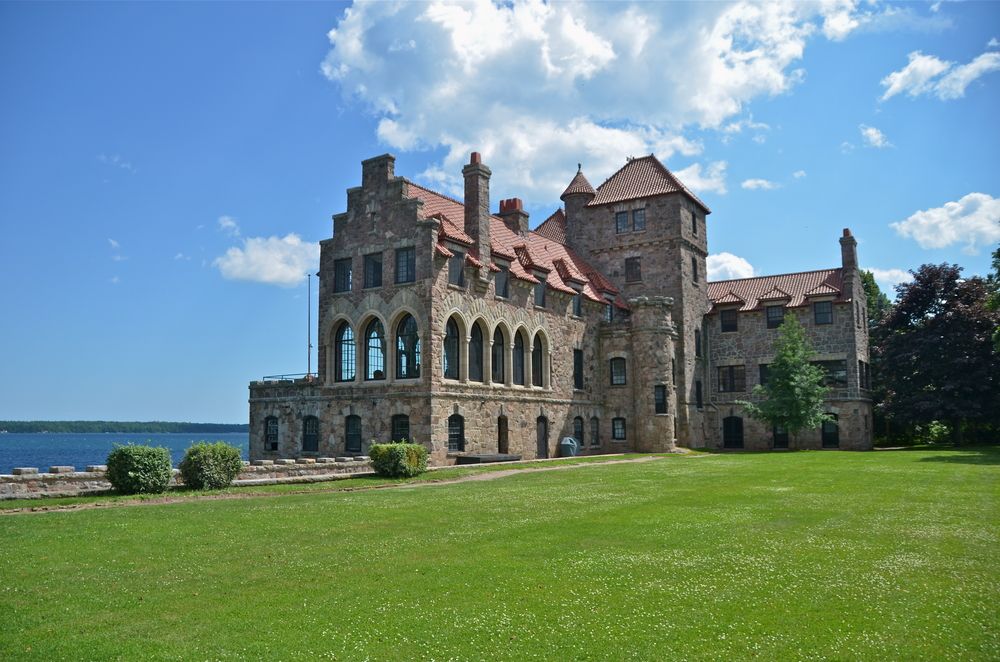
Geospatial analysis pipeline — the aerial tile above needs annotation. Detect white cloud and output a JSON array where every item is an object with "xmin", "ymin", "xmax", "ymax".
[
  {"xmin": 881, "ymin": 50, "xmax": 1000, "ymax": 101},
  {"xmin": 741, "ymin": 178, "xmax": 779, "ymax": 190},
  {"xmin": 859, "ymin": 124, "xmax": 892, "ymax": 148},
  {"xmin": 989, "ymin": 37, "xmax": 999, "ymax": 49},
  {"xmin": 867, "ymin": 267, "xmax": 912, "ymax": 293},
  {"xmin": 218, "ymin": 215, "xmax": 241, "ymax": 237},
  {"xmin": 890, "ymin": 192, "xmax": 1000, "ymax": 254},
  {"xmin": 820, "ymin": 0, "xmax": 861, "ymax": 41},
  {"xmin": 707, "ymin": 252, "xmax": 755, "ymax": 281},
  {"xmin": 675, "ymin": 161, "xmax": 728, "ymax": 195},
  {"xmin": 840, "ymin": 141, "xmax": 855, "ymax": 154},
  {"xmin": 214, "ymin": 234, "xmax": 320, "ymax": 287},
  {"xmin": 793, "ymin": 170, "xmax": 807, "ymax": 178},
  {"xmin": 112, "ymin": 254, "xmax": 127, "ymax": 262},
  {"xmin": 319, "ymin": 1, "xmax": 863, "ymax": 203},
  {"xmin": 108, "ymin": 238, "xmax": 120, "ymax": 249},
  {"xmin": 98, "ymin": 153, "xmax": 135, "ymax": 172},
  {"xmin": 174, "ymin": 253, "xmax": 190, "ymax": 261}
]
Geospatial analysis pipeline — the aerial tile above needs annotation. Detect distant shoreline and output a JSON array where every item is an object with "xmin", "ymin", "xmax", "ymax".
[{"xmin": 0, "ymin": 421, "xmax": 248, "ymax": 434}]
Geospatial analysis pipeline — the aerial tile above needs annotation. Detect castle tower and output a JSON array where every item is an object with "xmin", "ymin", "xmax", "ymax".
[{"xmin": 560, "ymin": 164, "xmax": 596, "ymax": 242}]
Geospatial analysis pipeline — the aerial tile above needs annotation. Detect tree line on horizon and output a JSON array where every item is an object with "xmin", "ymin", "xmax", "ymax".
[{"xmin": 0, "ymin": 421, "xmax": 249, "ymax": 434}]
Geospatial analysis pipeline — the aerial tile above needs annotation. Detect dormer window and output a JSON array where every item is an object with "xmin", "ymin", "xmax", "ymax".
[
  {"xmin": 495, "ymin": 265, "xmax": 509, "ymax": 298},
  {"xmin": 534, "ymin": 274, "xmax": 546, "ymax": 307},
  {"xmin": 448, "ymin": 251, "xmax": 465, "ymax": 286}
]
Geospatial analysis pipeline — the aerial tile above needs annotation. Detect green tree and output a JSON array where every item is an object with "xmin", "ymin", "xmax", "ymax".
[
  {"xmin": 987, "ymin": 246, "xmax": 1000, "ymax": 350},
  {"xmin": 860, "ymin": 270, "xmax": 892, "ymax": 329},
  {"xmin": 739, "ymin": 316, "xmax": 829, "ymax": 441}
]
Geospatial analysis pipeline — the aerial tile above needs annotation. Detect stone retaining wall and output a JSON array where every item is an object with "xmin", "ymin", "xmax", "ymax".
[{"xmin": 0, "ymin": 457, "xmax": 373, "ymax": 500}]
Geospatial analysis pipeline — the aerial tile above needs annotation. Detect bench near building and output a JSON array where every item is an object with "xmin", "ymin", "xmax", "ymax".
[{"xmin": 248, "ymin": 152, "xmax": 872, "ymax": 465}]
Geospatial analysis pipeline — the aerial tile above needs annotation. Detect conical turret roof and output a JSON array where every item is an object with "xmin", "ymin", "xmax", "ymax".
[{"xmin": 560, "ymin": 165, "xmax": 596, "ymax": 201}]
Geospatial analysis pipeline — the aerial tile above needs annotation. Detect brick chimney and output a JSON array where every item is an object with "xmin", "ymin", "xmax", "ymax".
[
  {"xmin": 462, "ymin": 152, "xmax": 491, "ymax": 265},
  {"xmin": 840, "ymin": 228, "xmax": 858, "ymax": 271},
  {"xmin": 498, "ymin": 198, "xmax": 530, "ymax": 235}
]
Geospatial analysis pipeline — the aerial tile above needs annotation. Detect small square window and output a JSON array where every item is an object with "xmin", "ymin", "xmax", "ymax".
[
  {"xmin": 612, "ymin": 418, "xmax": 626, "ymax": 440},
  {"xmin": 448, "ymin": 252, "xmax": 465, "ymax": 286},
  {"xmin": 766, "ymin": 305, "xmax": 784, "ymax": 329},
  {"xmin": 814, "ymin": 301, "xmax": 833, "ymax": 325},
  {"xmin": 363, "ymin": 252, "xmax": 382, "ymax": 288},
  {"xmin": 395, "ymin": 247, "xmax": 415, "ymax": 284},
  {"xmin": 625, "ymin": 257, "xmax": 642, "ymax": 282},
  {"xmin": 615, "ymin": 211, "xmax": 629, "ymax": 234},
  {"xmin": 334, "ymin": 258, "xmax": 352, "ymax": 293},
  {"xmin": 720, "ymin": 309, "xmax": 738, "ymax": 333},
  {"xmin": 632, "ymin": 208, "xmax": 646, "ymax": 231}
]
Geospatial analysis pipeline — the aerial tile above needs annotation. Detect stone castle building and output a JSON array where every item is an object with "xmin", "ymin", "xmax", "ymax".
[{"xmin": 248, "ymin": 152, "xmax": 873, "ymax": 464}]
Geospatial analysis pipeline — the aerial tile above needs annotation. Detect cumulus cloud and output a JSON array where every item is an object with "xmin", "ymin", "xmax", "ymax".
[
  {"xmin": 859, "ymin": 124, "xmax": 892, "ymax": 148},
  {"xmin": 793, "ymin": 170, "xmax": 807, "ymax": 178},
  {"xmin": 675, "ymin": 162, "xmax": 728, "ymax": 195},
  {"xmin": 890, "ymin": 193, "xmax": 1000, "ymax": 254},
  {"xmin": 214, "ymin": 234, "xmax": 320, "ymax": 287},
  {"xmin": 108, "ymin": 238, "xmax": 120, "ymax": 249},
  {"xmin": 867, "ymin": 267, "xmax": 913, "ymax": 293},
  {"xmin": 881, "ymin": 50, "xmax": 1000, "ymax": 101},
  {"xmin": 707, "ymin": 252, "xmax": 755, "ymax": 281},
  {"xmin": 218, "ymin": 215, "xmax": 241, "ymax": 237},
  {"xmin": 319, "ymin": 1, "xmax": 873, "ymax": 203},
  {"xmin": 741, "ymin": 178, "xmax": 779, "ymax": 190},
  {"xmin": 989, "ymin": 37, "xmax": 999, "ymax": 49}
]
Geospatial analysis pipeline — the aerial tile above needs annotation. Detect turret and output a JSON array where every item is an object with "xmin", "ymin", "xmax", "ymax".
[{"xmin": 560, "ymin": 164, "xmax": 595, "ymax": 246}]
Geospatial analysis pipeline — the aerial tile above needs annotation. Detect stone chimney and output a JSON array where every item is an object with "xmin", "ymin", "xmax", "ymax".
[
  {"xmin": 462, "ymin": 152, "xmax": 491, "ymax": 265},
  {"xmin": 840, "ymin": 228, "xmax": 858, "ymax": 271},
  {"xmin": 498, "ymin": 198, "xmax": 530, "ymax": 235},
  {"xmin": 361, "ymin": 153, "xmax": 395, "ymax": 191}
]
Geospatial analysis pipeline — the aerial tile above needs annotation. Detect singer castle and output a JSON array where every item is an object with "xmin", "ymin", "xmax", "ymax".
[{"xmin": 248, "ymin": 152, "xmax": 872, "ymax": 464}]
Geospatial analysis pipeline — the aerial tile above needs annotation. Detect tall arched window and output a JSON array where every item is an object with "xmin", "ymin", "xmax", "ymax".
[
  {"xmin": 395, "ymin": 315, "xmax": 420, "ymax": 379},
  {"xmin": 491, "ymin": 328, "xmax": 505, "ymax": 383},
  {"xmin": 469, "ymin": 323, "xmax": 484, "ymax": 382},
  {"xmin": 513, "ymin": 331, "xmax": 525, "ymax": 385},
  {"xmin": 532, "ymin": 336, "xmax": 543, "ymax": 387},
  {"xmin": 334, "ymin": 323, "xmax": 355, "ymax": 382},
  {"xmin": 302, "ymin": 416, "xmax": 319, "ymax": 452},
  {"xmin": 365, "ymin": 319, "xmax": 386, "ymax": 380},
  {"xmin": 573, "ymin": 416, "xmax": 584, "ymax": 446},
  {"xmin": 443, "ymin": 317, "xmax": 460, "ymax": 380},
  {"xmin": 448, "ymin": 414, "xmax": 465, "ymax": 452}
]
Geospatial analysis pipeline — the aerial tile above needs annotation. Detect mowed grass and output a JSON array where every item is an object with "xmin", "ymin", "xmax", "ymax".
[{"xmin": 2, "ymin": 448, "xmax": 998, "ymax": 660}]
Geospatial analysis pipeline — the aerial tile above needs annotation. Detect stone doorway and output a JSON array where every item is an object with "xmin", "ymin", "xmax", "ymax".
[
  {"xmin": 497, "ymin": 415, "xmax": 509, "ymax": 454},
  {"xmin": 536, "ymin": 416, "xmax": 549, "ymax": 459}
]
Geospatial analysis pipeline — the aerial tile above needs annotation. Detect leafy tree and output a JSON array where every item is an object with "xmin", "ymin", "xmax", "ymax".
[
  {"xmin": 860, "ymin": 269, "xmax": 892, "ymax": 329},
  {"xmin": 987, "ymin": 246, "xmax": 1000, "ymax": 350},
  {"xmin": 875, "ymin": 263, "xmax": 1000, "ymax": 443},
  {"xmin": 739, "ymin": 316, "xmax": 829, "ymax": 441}
]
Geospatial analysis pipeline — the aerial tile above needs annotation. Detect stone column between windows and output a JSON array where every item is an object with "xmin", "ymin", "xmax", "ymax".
[
  {"xmin": 459, "ymin": 335, "xmax": 469, "ymax": 383},
  {"xmin": 353, "ymin": 334, "xmax": 363, "ymax": 384},
  {"xmin": 525, "ymin": 346, "xmax": 534, "ymax": 388},
  {"xmin": 505, "ymin": 339, "xmax": 514, "ymax": 387},
  {"xmin": 485, "ymin": 338, "xmax": 493, "ymax": 385}
]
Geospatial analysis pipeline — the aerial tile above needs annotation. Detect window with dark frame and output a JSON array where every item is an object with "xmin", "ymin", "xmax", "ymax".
[
  {"xmin": 334, "ymin": 258, "xmax": 352, "ymax": 293},
  {"xmin": 718, "ymin": 365, "xmax": 746, "ymax": 392},
  {"xmin": 813, "ymin": 360, "xmax": 848, "ymax": 387},
  {"xmin": 814, "ymin": 300, "xmax": 833, "ymax": 325},
  {"xmin": 447, "ymin": 414, "xmax": 464, "ymax": 452},
  {"xmin": 695, "ymin": 329, "xmax": 702, "ymax": 357},
  {"xmin": 264, "ymin": 416, "xmax": 278, "ymax": 451},
  {"xmin": 395, "ymin": 247, "xmax": 415, "ymax": 284},
  {"xmin": 469, "ymin": 324, "xmax": 484, "ymax": 382},
  {"xmin": 612, "ymin": 417, "xmax": 626, "ymax": 440},
  {"xmin": 605, "ymin": 303, "xmax": 613, "ymax": 322},
  {"xmin": 590, "ymin": 417, "xmax": 600, "ymax": 447},
  {"xmin": 759, "ymin": 363, "xmax": 770, "ymax": 387},
  {"xmin": 573, "ymin": 349, "xmax": 584, "ymax": 389},
  {"xmin": 723, "ymin": 416, "xmax": 744, "ymax": 449},
  {"xmin": 531, "ymin": 336, "xmax": 543, "ymax": 387},
  {"xmin": 822, "ymin": 414, "xmax": 839, "ymax": 448},
  {"xmin": 365, "ymin": 319, "xmax": 386, "ymax": 380},
  {"xmin": 363, "ymin": 252, "xmax": 382, "ymax": 288},
  {"xmin": 766, "ymin": 305, "xmax": 784, "ymax": 329},
  {"xmin": 615, "ymin": 211, "xmax": 629, "ymax": 234},
  {"xmin": 443, "ymin": 317, "xmax": 460, "ymax": 380},
  {"xmin": 448, "ymin": 251, "xmax": 465, "ymax": 286},
  {"xmin": 491, "ymin": 328, "xmax": 505, "ymax": 383},
  {"xmin": 513, "ymin": 332, "xmax": 525, "ymax": 385},
  {"xmin": 572, "ymin": 293, "xmax": 582, "ymax": 317},
  {"xmin": 692, "ymin": 256, "xmax": 699, "ymax": 283},
  {"xmin": 692, "ymin": 212, "xmax": 698, "ymax": 236},
  {"xmin": 573, "ymin": 417, "xmax": 584, "ymax": 446},
  {"xmin": 495, "ymin": 266, "xmax": 509, "ymax": 298},
  {"xmin": 720, "ymin": 309, "xmax": 738, "ymax": 332},
  {"xmin": 335, "ymin": 322, "xmax": 356, "ymax": 382},
  {"xmin": 773, "ymin": 424, "xmax": 789, "ymax": 449},
  {"xmin": 654, "ymin": 385, "xmax": 667, "ymax": 414},
  {"xmin": 391, "ymin": 414, "xmax": 410, "ymax": 443},
  {"xmin": 534, "ymin": 275, "xmax": 546, "ymax": 307},
  {"xmin": 625, "ymin": 257, "xmax": 642, "ymax": 282},
  {"xmin": 302, "ymin": 416, "xmax": 319, "ymax": 453},
  {"xmin": 395, "ymin": 315, "xmax": 420, "ymax": 379},
  {"xmin": 345, "ymin": 415, "xmax": 362, "ymax": 453},
  {"xmin": 610, "ymin": 357, "xmax": 626, "ymax": 385},
  {"xmin": 632, "ymin": 208, "xmax": 646, "ymax": 231}
]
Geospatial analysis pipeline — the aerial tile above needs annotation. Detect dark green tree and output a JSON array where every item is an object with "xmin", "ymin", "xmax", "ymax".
[
  {"xmin": 987, "ymin": 246, "xmax": 1000, "ymax": 350},
  {"xmin": 860, "ymin": 270, "xmax": 892, "ymax": 329},
  {"xmin": 739, "ymin": 316, "xmax": 829, "ymax": 441},
  {"xmin": 875, "ymin": 263, "xmax": 1000, "ymax": 443}
]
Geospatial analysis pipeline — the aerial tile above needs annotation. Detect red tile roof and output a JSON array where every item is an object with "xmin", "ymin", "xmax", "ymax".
[
  {"xmin": 708, "ymin": 268, "xmax": 846, "ymax": 312},
  {"xmin": 560, "ymin": 168, "xmax": 596, "ymax": 200},
  {"xmin": 588, "ymin": 155, "xmax": 710, "ymax": 212},
  {"xmin": 534, "ymin": 209, "xmax": 566, "ymax": 244}
]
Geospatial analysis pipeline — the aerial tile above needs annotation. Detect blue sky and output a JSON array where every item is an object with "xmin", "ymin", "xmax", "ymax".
[{"xmin": 1, "ymin": 1, "xmax": 997, "ymax": 423}]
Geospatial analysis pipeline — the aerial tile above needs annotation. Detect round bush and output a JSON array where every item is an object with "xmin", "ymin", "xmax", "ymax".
[
  {"xmin": 369, "ymin": 442, "xmax": 428, "ymax": 478},
  {"xmin": 106, "ymin": 444, "xmax": 173, "ymax": 495},
  {"xmin": 179, "ymin": 441, "xmax": 244, "ymax": 490}
]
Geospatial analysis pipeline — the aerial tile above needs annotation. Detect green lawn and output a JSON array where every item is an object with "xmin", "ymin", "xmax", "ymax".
[{"xmin": 2, "ymin": 448, "xmax": 998, "ymax": 660}]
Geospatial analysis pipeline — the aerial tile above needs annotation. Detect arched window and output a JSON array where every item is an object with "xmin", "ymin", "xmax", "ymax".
[
  {"xmin": 469, "ymin": 323, "xmax": 484, "ymax": 382},
  {"xmin": 395, "ymin": 315, "xmax": 420, "ymax": 379},
  {"xmin": 302, "ymin": 416, "xmax": 319, "ymax": 452},
  {"xmin": 443, "ymin": 317, "xmax": 460, "ymax": 380},
  {"xmin": 365, "ymin": 319, "xmax": 386, "ymax": 380},
  {"xmin": 532, "ymin": 336, "xmax": 543, "ymax": 387},
  {"xmin": 573, "ymin": 416, "xmax": 584, "ymax": 446},
  {"xmin": 334, "ymin": 323, "xmax": 355, "ymax": 382},
  {"xmin": 723, "ymin": 416, "xmax": 744, "ymax": 449},
  {"xmin": 491, "ymin": 328, "xmax": 505, "ymax": 383},
  {"xmin": 345, "ymin": 415, "xmax": 362, "ymax": 453},
  {"xmin": 822, "ymin": 414, "xmax": 840, "ymax": 448},
  {"xmin": 264, "ymin": 416, "xmax": 279, "ymax": 451},
  {"xmin": 513, "ymin": 331, "xmax": 525, "ymax": 385},
  {"xmin": 448, "ymin": 414, "xmax": 464, "ymax": 452},
  {"xmin": 391, "ymin": 414, "xmax": 410, "ymax": 443}
]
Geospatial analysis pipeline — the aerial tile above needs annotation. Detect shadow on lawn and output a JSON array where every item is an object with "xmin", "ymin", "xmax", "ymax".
[{"xmin": 915, "ymin": 446, "xmax": 1000, "ymax": 466}]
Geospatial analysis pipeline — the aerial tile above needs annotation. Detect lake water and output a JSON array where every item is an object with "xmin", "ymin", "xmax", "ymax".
[{"xmin": 0, "ymin": 433, "xmax": 249, "ymax": 474}]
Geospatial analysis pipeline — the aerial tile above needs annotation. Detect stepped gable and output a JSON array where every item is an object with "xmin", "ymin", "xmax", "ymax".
[
  {"xmin": 534, "ymin": 209, "xmax": 566, "ymax": 244},
  {"xmin": 588, "ymin": 154, "xmax": 710, "ymax": 212},
  {"xmin": 708, "ymin": 268, "xmax": 846, "ymax": 312},
  {"xmin": 404, "ymin": 178, "xmax": 610, "ymax": 301},
  {"xmin": 560, "ymin": 167, "xmax": 596, "ymax": 200}
]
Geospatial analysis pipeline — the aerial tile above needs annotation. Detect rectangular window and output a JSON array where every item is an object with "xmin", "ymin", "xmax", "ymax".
[
  {"xmin": 625, "ymin": 257, "xmax": 642, "ymax": 282},
  {"xmin": 345, "ymin": 416, "xmax": 362, "ymax": 454},
  {"xmin": 572, "ymin": 293, "xmax": 582, "ymax": 317},
  {"xmin": 573, "ymin": 349, "xmax": 584, "ymax": 390},
  {"xmin": 363, "ymin": 252, "xmax": 382, "ymax": 288},
  {"xmin": 718, "ymin": 365, "xmax": 746, "ymax": 392},
  {"xmin": 395, "ymin": 247, "xmax": 415, "ymax": 284},
  {"xmin": 495, "ymin": 266, "xmax": 509, "ymax": 298},
  {"xmin": 590, "ymin": 417, "xmax": 600, "ymax": 447},
  {"xmin": 695, "ymin": 380, "xmax": 703, "ymax": 408},
  {"xmin": 695, "ymin": 329, "xmax": 702, "ymax": 357},
  {"xmin": 604, "ymin": 303, "xmax": 613, "ymax": 322},
  {"xmin": 859, "ymin": 360, "xmax": 870, "ymax": 389},
  {"xmin": 814, "ymin": 301, "xmax": 833, "ymax": 325},
  {"xmin": 448, "ymin": 251, "xmax": 465, "ymax": 286},
  {"xmin": 610, "ymin": 357, "xmax": 626, "ymax": 385},
  {"xmin": 391, "ymin": 415, "xmax": 410, "ymax": 443},
  {"xmin": 612, "ymin": 418, "xmax": 626, "ymax": 440},
  {"xmin": 691, "ymin": 256, "xmax": 699, "ymax": 283},
  {"xmin": 773, "ymin": 425, "xmax": 789, "ymax": 449},
  {"xmin": 334, "ymin": 258, "xmax": 352, "ymax": 293},
  {"xmin": 766, "ymin": 305, "xmax": 784, "ymax": 329},
  {"xmin": 265, "ymin": 417, "xmax": 278, "ymax": 451},
  {"xmin": 615, "ymin": 211, "xmax": 629, "ymax": 234},
  {"xmin": 759, "ymin": 363, "xmax": 770, "ymax": 387},
  {"xmin": 534, "ymin": 275, "xmax": 546, "ymax": 307},
  {"xmin": 720, "ymin": 309, "xmax": 738, "ymax": 333},
  {"xmin": 692, "ymin": 212, "xmax": 698, "ymax": 236},
  {"xmin": 814, "ymin": 360, "xmax": 848, "ymax": 387},
  {"xmin": 632, "ymin": 208, "xmax": 646, "ymax": 231},
  {"xmin": 654, "ymin": 385, "xmax": 667, "ymax": 414}
]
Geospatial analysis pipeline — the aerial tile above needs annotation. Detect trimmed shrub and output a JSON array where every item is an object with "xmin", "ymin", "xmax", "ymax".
[
  {"xmin": 106, "ymin": 444, "xmax": 173, "ymax": 495},
  {"xmin": 179, "ymin": 441, "xmax": 244, "ymax": 490},
  {"xmin": 369, "ymin": 442, "xmax": 428, "ymax": 478}
]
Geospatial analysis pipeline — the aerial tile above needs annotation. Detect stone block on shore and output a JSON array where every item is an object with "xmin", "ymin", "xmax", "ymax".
[
  {"xmin": 274, "ymin": 459, "xmax": 295, "ymax": 465},
  {"xmin": 251, "ymin": 460, "xmax": 274, "ymax": 466},
  {"xmin": 48, "ymin": 466, "xmax": 76, "ymax": 474},
  {"xmin": 12, "ymin": 468, "xmax": 39, "ymax": 476},
  {"xmin": 85, "ymin": 465, "xmax": 107, "ymax": 473},
  {"xmin": 295, "ymin": 458, "xmax": 316, "ymax": 464}
]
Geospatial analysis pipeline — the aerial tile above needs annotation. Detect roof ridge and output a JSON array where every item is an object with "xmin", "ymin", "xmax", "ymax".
[{"xmin": 708, "ymin": 266, "xmax": 840, "ymax": 285}]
